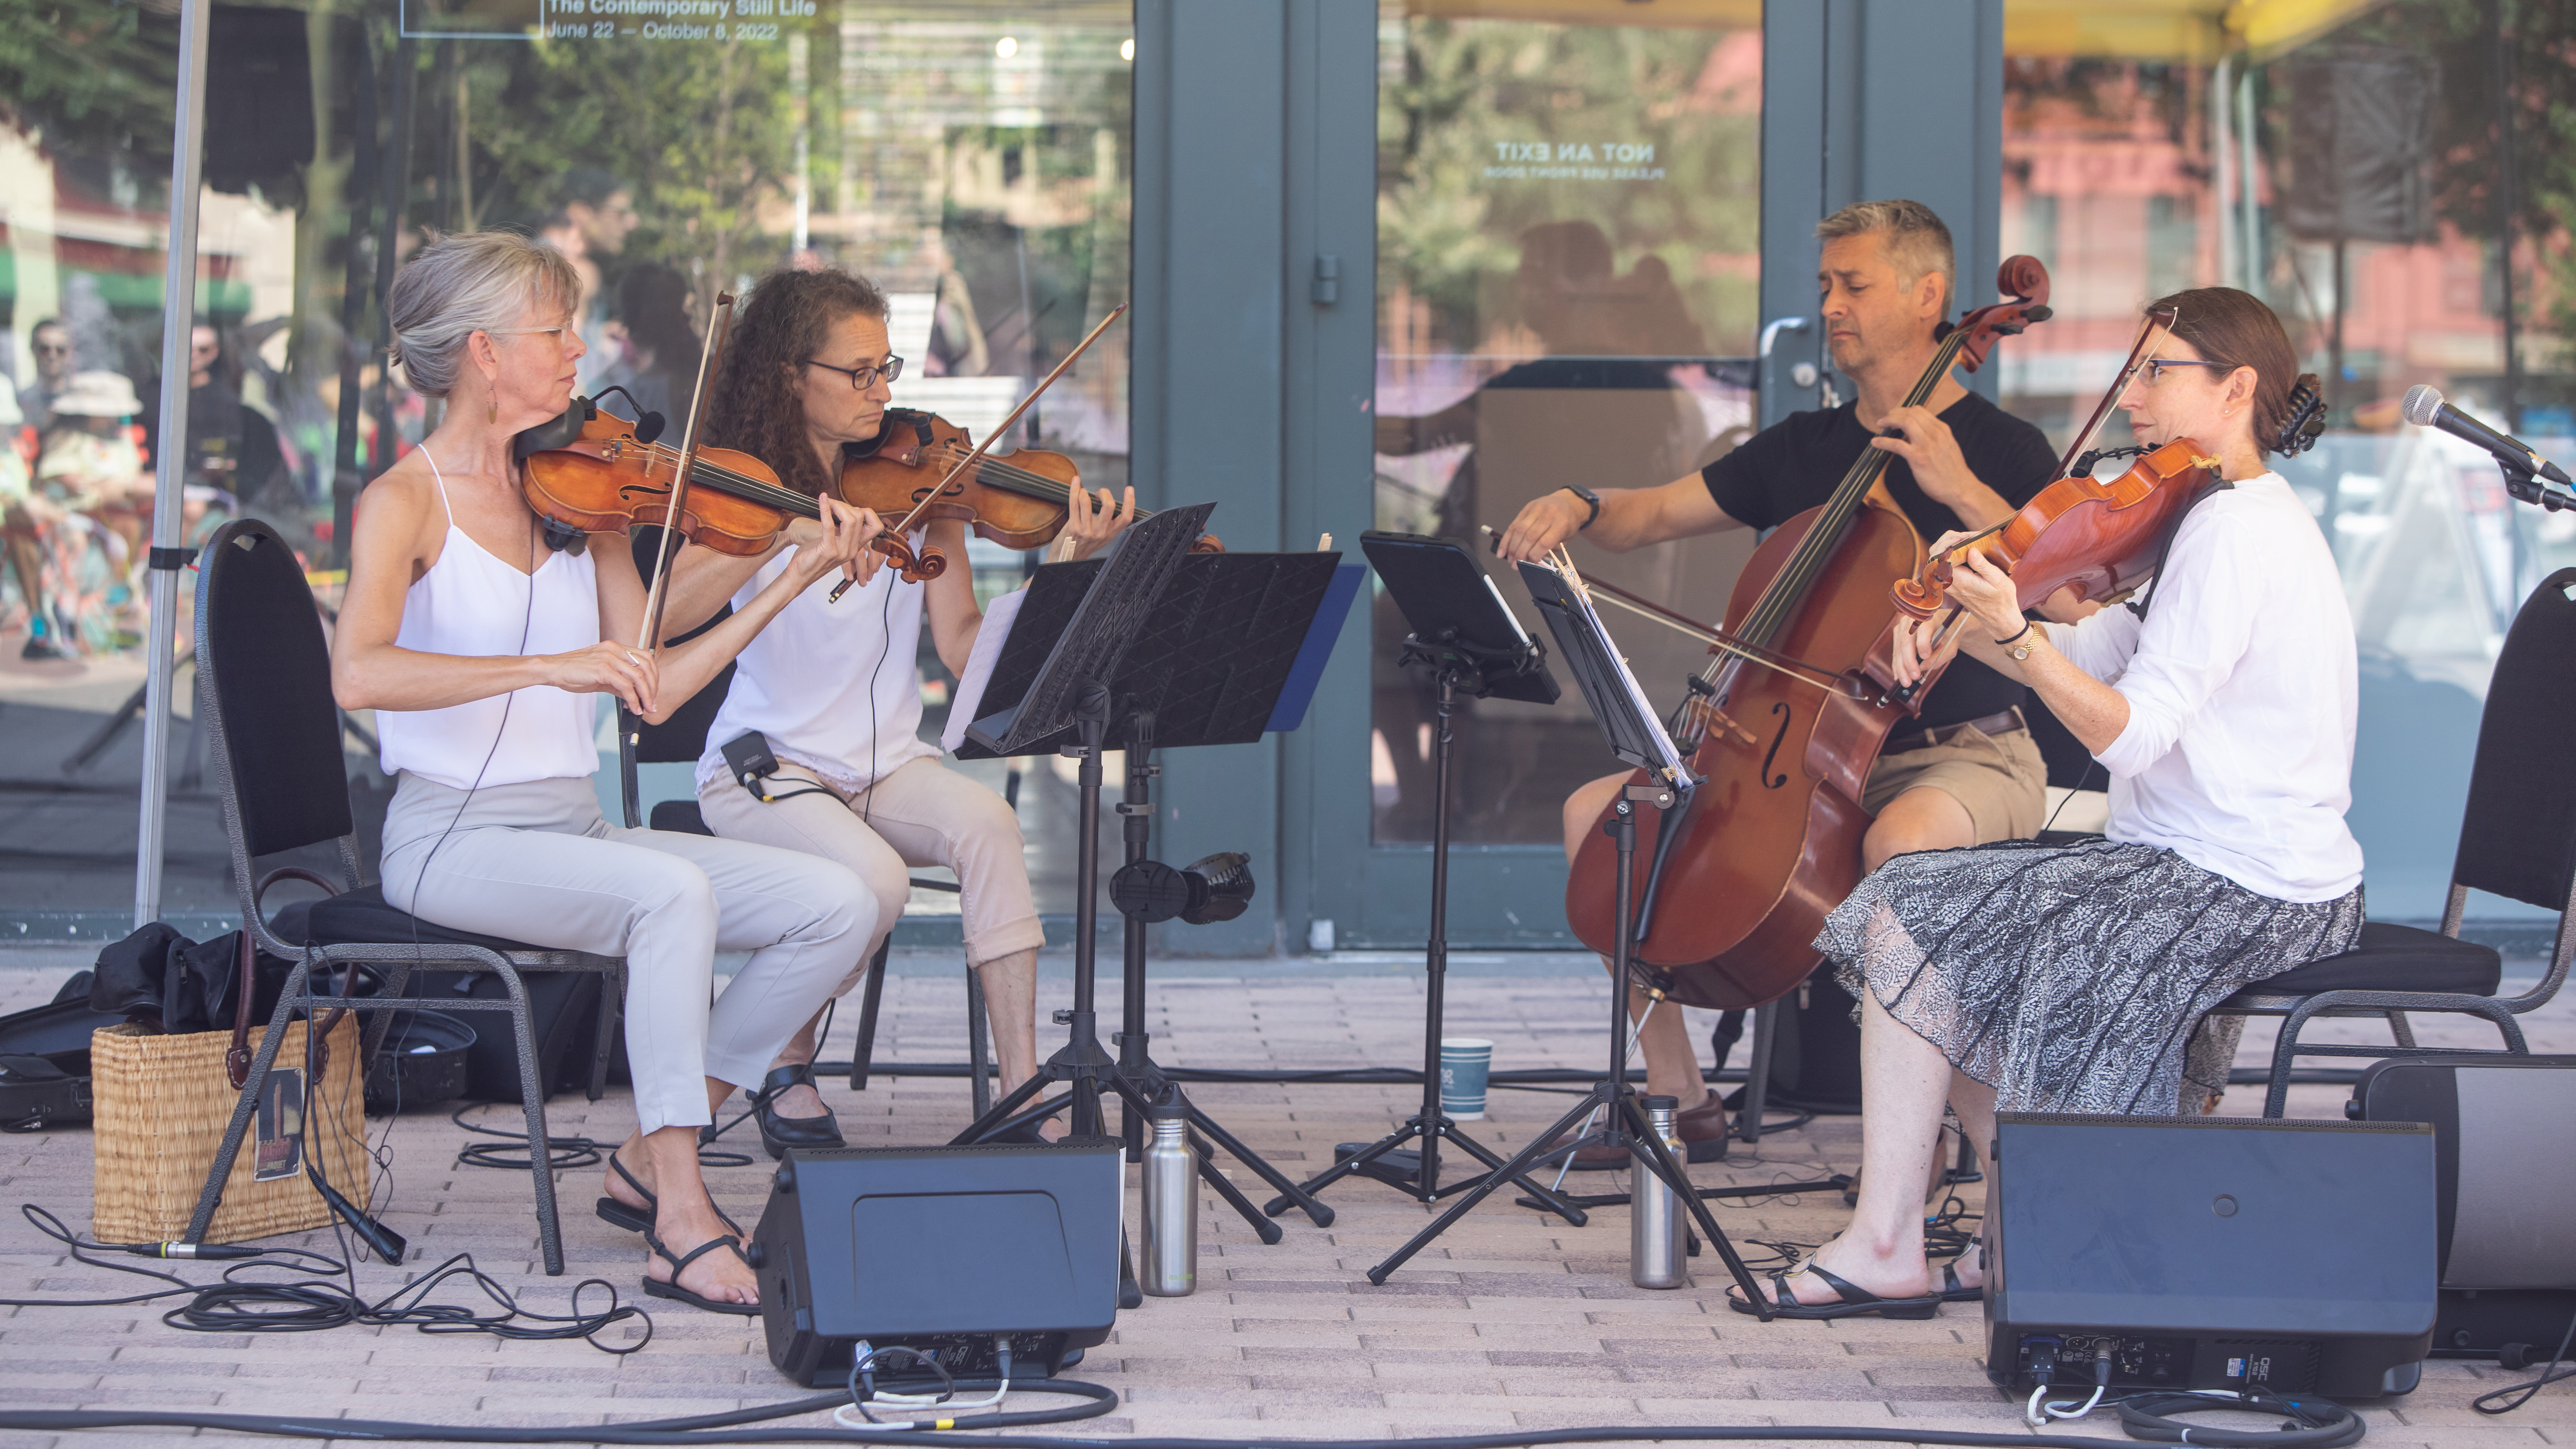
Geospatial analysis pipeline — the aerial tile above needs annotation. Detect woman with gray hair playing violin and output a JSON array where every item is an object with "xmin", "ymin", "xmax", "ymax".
[{"xmin": 333, "ymin": 230, "xmax": 885, "ymax": 1316}]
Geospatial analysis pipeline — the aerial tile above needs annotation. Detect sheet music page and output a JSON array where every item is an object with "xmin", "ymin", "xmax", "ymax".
[{"xmin": 943, "ymin": 585, "xmax": 1029, "ymax": 753}]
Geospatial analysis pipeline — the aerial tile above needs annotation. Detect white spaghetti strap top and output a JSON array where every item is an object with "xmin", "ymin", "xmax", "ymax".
[{"xmin": 373, "ymin": 450, "xmax": 604, "ymax": 790}]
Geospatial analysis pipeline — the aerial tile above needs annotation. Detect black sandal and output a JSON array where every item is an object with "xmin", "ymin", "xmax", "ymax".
[
  {"xmin": 643, "ymin": 1228, "xmax": 759, "ymax": 1316},
  {"xmin": 1727, "ymin": 1262, "xmax": 1941, "ymax": 1320},
  {"xmin": 595, "ymin": 1151, "xmax": 746, "ymax": 1237},
  {"xmin": 1939, "ymin": 1262, "xmax": 1981, "ymax": 1303}
]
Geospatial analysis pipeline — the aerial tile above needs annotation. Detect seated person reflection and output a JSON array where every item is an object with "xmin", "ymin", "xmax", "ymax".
[
  {"xmin": 1737, "ymin": 288, "xmax": 2361, "ymax": 1319},
  {"xmin": 1493, "ymin": 200, "xmax": 2066, "ymax": 1163},
  {"xmin": 662, "ymin": 266, "xmax": 1133, "ymax": 1154},
  {"xmin": 1376, "ymin": 220, "xmax": 1716, "ymax": 843}
]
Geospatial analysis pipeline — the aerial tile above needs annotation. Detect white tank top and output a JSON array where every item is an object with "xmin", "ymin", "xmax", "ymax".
[
  {"xmin": 694, "ymin": 540, "xmax": 940, "ymax": 798},
  {"xmin": 373, "ymin": 450, "xmax": 603, "ymax": 790}
]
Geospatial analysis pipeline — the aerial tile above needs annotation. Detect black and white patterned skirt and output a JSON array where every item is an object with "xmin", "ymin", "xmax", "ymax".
[{"xmin": 1814, "ymin": 837, "xmax": 2364, "ymax": 1116}]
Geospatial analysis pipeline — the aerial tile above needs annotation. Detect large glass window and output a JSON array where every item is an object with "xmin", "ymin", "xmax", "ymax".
[
  {"xmin": 1997, "ymin": 0, "xmax": 2575, "ymax": 918},
  {"xmin": 0, "ymin": 0, "xmax": 1134, "ymax": 929},
  {"xmin": 1371, "ymin": 0, "xmax": 1761, "ymax": 846}
]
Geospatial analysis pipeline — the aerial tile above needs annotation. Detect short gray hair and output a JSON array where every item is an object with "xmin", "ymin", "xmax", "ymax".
[
  {"xmin": 1816, "ymin": 199, "xmax": 1955, "ymax": 316},
  {"xmin": 386, "ymin": 231, "xmax": 580, "ymax": 398}
]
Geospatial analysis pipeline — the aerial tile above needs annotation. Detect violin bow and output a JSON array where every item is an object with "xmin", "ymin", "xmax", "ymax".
[
  {"xmin": 634, "ymin": 290, "xmax": 737, "ymax": 653},
  {"xmin": 827, "ymin": 302, "xmax": 1129, "ymax": 603}
]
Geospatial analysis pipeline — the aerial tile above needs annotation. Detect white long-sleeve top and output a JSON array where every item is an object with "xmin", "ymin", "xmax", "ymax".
[{"xmin": 2039, "ymin": 472, "xmax": 2364, "ymax": 903}]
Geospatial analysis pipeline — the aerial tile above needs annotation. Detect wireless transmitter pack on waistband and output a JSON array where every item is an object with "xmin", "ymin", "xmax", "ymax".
[{"xmin": 721, "ymin": 730, "xmax": 835, "ymax": 806}]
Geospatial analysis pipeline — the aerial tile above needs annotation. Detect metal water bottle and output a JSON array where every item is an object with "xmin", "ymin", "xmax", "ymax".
[
  {"xmin": 1630, "ymin": 1094, "xmax": 1687, "ymax": 1289},
  {"xmin": 1140, "ymin": 1099, "xmax": 1197, "ymax": 1296}
]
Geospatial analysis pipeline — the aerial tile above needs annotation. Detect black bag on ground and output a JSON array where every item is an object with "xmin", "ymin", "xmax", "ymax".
[
  {"xmin": 274, "ymin": 886, "xmax": 618, "ymax": 1106},
  {"xmin": 1712, "ymin": 965, "xmax": 1865, "ymax": 1116}
]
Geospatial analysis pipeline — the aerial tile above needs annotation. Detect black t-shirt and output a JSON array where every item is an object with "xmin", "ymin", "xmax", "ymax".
[{"xmin": 1700, "ymin": 391, "xmax": 2060, "ymax": 731}]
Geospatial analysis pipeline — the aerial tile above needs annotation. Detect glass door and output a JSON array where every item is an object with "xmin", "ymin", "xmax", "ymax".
[{"xmin": 1340, "ymin": 0, "xmax": 1766, "ymax": 947}]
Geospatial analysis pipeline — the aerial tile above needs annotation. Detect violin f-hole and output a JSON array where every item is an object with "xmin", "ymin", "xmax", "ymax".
[{"xmin": 1760, "ymin": 702, "xmax": 1793, "ymax": 789}]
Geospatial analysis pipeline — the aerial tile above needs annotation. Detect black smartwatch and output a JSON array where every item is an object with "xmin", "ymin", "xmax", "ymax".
[{"xmin": 1564, "ymin": 485, "xmax": 1602, "ymax": 531}]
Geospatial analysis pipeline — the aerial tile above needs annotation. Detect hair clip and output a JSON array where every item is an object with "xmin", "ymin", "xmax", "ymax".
[{"xmin": 2274, "ymin": 376, "xmax": 2327, "ymax": 457}]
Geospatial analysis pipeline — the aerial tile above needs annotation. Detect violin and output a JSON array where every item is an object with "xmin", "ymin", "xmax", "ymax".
[
  {"xmin": 519, "ymin": 401, "xmax": 835, "ymax": 557},
  {"xmin": 835, "ymin": 407, "xmax": 1224, "ymax": 567},
  {"xmin": 1891, "ymin": 310, "xmax": 2327, "ymax": 622},
  {"xmin": 821, "ymin": 303, "xmax": 1218, "ymax": 600},
  {"xmin": 1558, "ymin": 256, "xmax": 2054, "ymax": 1011}
]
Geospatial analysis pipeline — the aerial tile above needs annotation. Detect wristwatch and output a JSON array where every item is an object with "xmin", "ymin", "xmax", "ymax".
[
  {"xmin": 1564, "ymin": 485, "xmax": 1602, "ymax": 531},
  {"xmin": 1994, "ymin": 621, "xmax": 2037, "ymax": 662}
]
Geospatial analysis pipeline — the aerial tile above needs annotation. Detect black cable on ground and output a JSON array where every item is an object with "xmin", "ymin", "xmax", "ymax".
[
  {"xmin": 805, "ymin": 1060, "xmax": 2363, "ymax": 1091},
  {"xmin": 2115, "ymin": 1390, "xmax": 2365, "ymax": 1448},
  {"xmin": 0, "ymin": 1204, "xmax": 650, "ymax": 1354},
  {"xmin": 0, "ymin": 1410, "xmax": 2363, "ymax": 1449},
  {"xmin": 2473, "ymin": 1302, "xmax": 2576, "ymax": 1414},
  {"xmin": 450, "ymin": 1103, "xmax": 753, "ymax": 1171}
]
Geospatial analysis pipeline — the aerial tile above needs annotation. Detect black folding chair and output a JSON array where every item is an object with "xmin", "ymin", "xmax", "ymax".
[
  {"xmin": 185, "ymin": 519, "xmax": 622, "ymax": 1273},
  {"xmin": 2210, "ymin": 567, "xmax": 2576, "ymax": 1117},
  {"xmin": 617, "ymin": 532, "xmax": 998, "ymax": 1118}
]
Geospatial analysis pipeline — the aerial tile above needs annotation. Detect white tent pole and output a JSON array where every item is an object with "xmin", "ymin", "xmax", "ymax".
[{"xmin": 135, "ymin": 0, "xmax": 212, "ymax": 928}]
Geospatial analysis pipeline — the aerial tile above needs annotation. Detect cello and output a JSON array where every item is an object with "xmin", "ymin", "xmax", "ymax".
[{"xmin": 1559, "ymin": 257, "xmax": 2053, "ymax": 1010}]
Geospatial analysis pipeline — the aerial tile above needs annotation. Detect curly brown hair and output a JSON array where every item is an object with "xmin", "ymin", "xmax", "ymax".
[{"xmin": 701, "ymin": 266, "xmax": 888, "ymax": 498}]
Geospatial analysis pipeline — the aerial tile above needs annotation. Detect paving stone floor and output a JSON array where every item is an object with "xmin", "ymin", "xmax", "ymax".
[{"xmin": 2, "ymin": 946, "xmax": 2570, "ymax": 1447}]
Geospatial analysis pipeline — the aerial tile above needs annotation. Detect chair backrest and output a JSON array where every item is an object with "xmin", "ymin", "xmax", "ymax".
[
  {"xmin": 2452, "ymin": 567, "xmax": 2576, "ymax": 914},
  {"xmin": 195, "ymin": 518, "xmax": 355, "ymax": 858}
]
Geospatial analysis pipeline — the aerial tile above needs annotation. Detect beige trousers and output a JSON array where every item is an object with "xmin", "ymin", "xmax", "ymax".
[{"xmin": 695, "ymin": 756, "xmax": 1045, "ymax": 988}]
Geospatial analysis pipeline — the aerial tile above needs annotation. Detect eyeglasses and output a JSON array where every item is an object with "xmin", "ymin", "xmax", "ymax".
[
  {"xmin": 2141, "ymin": 357, "xmax": 2231, "ymax": 385},
  {"xmin": 31, "ymin": 343, "xmax": 69, "ymax": 356},
  {"xmin": 486, "ymin": 326, "xmax": 575, "ymax": 347},
  {"xmin": 802, "ymin": 355, "xmax": 905, "ymax": 390}
]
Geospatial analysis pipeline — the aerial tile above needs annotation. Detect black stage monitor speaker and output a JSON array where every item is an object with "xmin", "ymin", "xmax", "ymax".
[
  {"xmin": 1986, "ymin": 1113, "xmax": 2437, "ymax": 1400},
  {"xmin": 2348, "ymin": 1055, "xmax": 2576, "ymax": 1357},
  {"xmin": 755, "ymin": 1140, "xmax": 1124, "ymax": 1387}
]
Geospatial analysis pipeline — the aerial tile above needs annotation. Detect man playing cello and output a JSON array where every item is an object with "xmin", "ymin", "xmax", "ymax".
[{"xmin": 1493, "ymin": 199, "xmax": 2065, "ymax": 1163}]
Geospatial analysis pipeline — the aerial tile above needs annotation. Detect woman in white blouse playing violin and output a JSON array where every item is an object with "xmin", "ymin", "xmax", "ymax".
[{"xmin": 1738, "ymin": 286, "xmax": 2362, "ymax": 1321}]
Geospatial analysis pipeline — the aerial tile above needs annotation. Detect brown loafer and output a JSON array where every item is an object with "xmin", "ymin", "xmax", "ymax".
[{"xmin": 1546, "ymin": 1089, "xmax": 1730, "ymax": 1171}]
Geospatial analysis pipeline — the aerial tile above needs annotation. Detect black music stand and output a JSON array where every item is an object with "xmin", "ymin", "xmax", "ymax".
[
  {"xmin": 950, "ymin": 505, "xmax": 1354, "ymax": 1237},
  {"xmin": 1362, "ymin": 559, "xmax": 1769, "ymax": 1314},
  {"xmin": 1264, "ymin": 532, "xmax": 1584, "ymax": 1225}
]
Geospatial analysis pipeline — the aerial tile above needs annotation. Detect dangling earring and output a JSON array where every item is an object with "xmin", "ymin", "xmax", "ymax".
[{"xmin": 487, "ymin": 394, "xmax": 498, "ymax": 424}]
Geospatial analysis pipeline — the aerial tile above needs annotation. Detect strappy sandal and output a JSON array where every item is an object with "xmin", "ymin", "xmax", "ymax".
[
  {"xmin": 1939, "ymin": 1262, "xmax": 1981, "ymax": 1303},
  {"xmin": 1727, "ymin": 1262, "xmax": 1941, "ymax": 1321},
  {"xmin": 595, "ymin": 1151, "xmax": 746, "ymax": 1237},
  {"xmin": 643, "ymin": 1228, "xmax": 759, "ymax": 1316}
]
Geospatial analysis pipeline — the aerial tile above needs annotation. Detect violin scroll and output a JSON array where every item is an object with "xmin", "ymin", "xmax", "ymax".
[{"xmin": 869, "ymin": 532, "xmax": 948, "ymax": 585}]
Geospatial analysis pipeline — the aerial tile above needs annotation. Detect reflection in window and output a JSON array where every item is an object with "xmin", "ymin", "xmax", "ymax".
[
  {"xmin": 1372, "ymin": 1, "xmax": 1760, "ymax": 845},
  {"xmin": 1996, "ymin": 0, "xmax": 2576, "ymax": 917},
  {"xmin": 0, "ymin": 0, "xmax": 1133, "ymax": 918}
]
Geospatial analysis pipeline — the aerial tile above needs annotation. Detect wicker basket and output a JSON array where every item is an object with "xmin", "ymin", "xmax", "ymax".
[{"xmin": 90, "ymin": 1015, "xmax": 370, "ymax": 1245}]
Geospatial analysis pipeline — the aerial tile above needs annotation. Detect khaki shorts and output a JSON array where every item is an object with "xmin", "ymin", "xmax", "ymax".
[{"xmin": 1861, "ymin": 719, "xmax": 2049, "ymax": 844}]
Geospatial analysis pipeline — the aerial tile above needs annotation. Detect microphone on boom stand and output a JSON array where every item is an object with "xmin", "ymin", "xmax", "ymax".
[{"xmin": 2402, "ymin": 385, "xmax": 2573, "ymax": 508}]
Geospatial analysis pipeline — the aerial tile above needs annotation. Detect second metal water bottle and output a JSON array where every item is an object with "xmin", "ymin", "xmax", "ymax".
[
  {"xmin": 1630, "ymin": 1094, "xmax": 1687, "ymax": 1289},
  {"xmin": 1140, "ymin": 1099, "xmax": 1197, "ymax": 1296}
]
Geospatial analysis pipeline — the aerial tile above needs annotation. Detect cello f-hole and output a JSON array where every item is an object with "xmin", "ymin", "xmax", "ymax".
[{"xmin": 1761, "ymin": 702, "xmax": 1794, "ymax": 790}]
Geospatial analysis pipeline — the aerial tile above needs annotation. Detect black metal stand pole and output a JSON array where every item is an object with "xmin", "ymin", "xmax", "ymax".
[
  {"xmin": 1364, "ymin": 785, "xmax": 1772, "ymax": 1315},
  {"xmin": 948, "ymin": 683, "xmax": 1120, "ymax": 1145},
  {"xmin": 1267, "ymin": 660, "xmax": 1580, "ymax": 1224},
  {"xmin": 1106, "ymin": 714, "xmax": 1316, "ymax": 1237}
]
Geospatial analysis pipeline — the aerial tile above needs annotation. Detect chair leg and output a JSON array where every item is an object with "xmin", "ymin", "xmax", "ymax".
[
  {"xmin": 495, "ymin": 963, "xmax": 567, "ymax": 1276},
  {"xmin": 849, "ymin": 938, "xmax": 892, "ymax": 1092},
  {"xmin": 184, "ymin": 966, "xmax": 313, "ymax": 1244},
  {"xmin": 2384, "ymin": 1011, "xmax": 2418, "ymax": 1050},
  {"xmin": 588, "ymin": 963, "xmax": 623, "ymax": 1102},
  {"xmin": 2261, "ymin": 1003, "xmax": 2323, "ymax": 1119},
  {"xmin": 968, "ymin": 965, "xmax": 993, "ymax": 1120},
  {"xmin": 1735, "ymin": 998, "xmax": 1779, "ymax": 1145}
]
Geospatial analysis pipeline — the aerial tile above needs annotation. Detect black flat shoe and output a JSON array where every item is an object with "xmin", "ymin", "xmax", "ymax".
[
  {"xmin": 755, "ymin": 1063, "xmax": 845, "ymax": 1160},
  {"xmin": 643, "ymin": 1228, "xmax": 759, "ymax": 1316},
  {"xmin": 596, "ymin": 1149, "xmax": 746, "ymax": 1237}
]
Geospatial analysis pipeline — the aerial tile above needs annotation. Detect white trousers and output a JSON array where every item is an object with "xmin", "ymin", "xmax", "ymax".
[{"xmin": 380, "ymin": 773, "xmax": 874, "ymax": 1134}]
